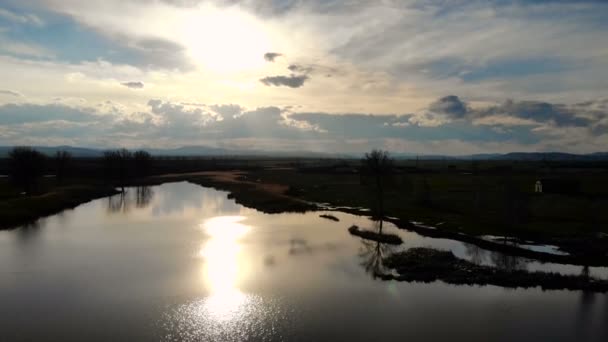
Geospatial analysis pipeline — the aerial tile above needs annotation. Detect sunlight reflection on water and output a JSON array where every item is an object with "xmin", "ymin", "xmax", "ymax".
[
  {"xmin": 161, "ymin": 294, "xmax": 290, "ymax": 342},
  {"xmin": 161, "ymin": 215, "xmax": 281, "ymax": 341},
  {"xmin": 199, "ymin": 216, "xmax": 251, "ymax": 322}
]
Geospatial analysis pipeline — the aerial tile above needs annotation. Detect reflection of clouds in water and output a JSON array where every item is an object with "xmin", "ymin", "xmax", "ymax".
[
  {"xmin": 463, "ymin": 243, "xmax": 527, "ymax": 271},
  {"xmin": 287, "ymin": 238, "xmax": 341, "ymax": 256},
  {"xmin": 464, "ymin": 244, "xmax": 487, "ymax": 265},
  {"xmin": 104, "ymin": 182, "xmax": 248, "ymax": 219},
  {"xmin": 150, "ymin": 182, "xmax": 243, "ymax": 217}
]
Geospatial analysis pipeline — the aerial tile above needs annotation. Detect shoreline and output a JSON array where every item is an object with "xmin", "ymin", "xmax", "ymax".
[
  {"xmin": 380, "ymin": 248, "xmax": 608, "ymax": 293},
  {"xmin": 0, "ymin": 185, "xmax": 119, "ymax": 230},
  {"xmin": 2, "ymin": 170, "xmax": 607, "ymax": 269}
]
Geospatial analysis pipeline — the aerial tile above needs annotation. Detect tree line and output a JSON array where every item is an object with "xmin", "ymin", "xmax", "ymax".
[{"xmin": 5, "ymin": 147, "xmax": 152, "ymax": 193}]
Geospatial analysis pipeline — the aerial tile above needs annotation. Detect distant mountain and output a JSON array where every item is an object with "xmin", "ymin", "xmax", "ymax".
[
  {"xmin": 0, "ymin": 145, "xmax": 346, "ymax": 158},
  {"xmin": 0, "ymin": 145, "xmax": 607, "ymax": 161},
  {"xmin": 0, "ymin": 145, "xmax": 103, "ymax": 157},
  {"xmin": 479, "ymin": 152, "xmax": 608, "ymax": 161}
]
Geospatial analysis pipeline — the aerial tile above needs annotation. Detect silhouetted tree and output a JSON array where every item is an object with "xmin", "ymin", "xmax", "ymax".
[
  {"xmin": 133, "ymin": 150, "xmax": 152, "ymax": 177},
  {"xmin": 361, "ymin": 149, "xmax": 394, "ymax": 216},
  {"xmin": 103, "ymin": 148, "xmax": 132, "ymax": 191},
  {"xmin": 8, "ymin": 147, "xmax": 46, "ymax": 193},
  {"xmin": 54, "ymin": 150, "xmax": 72, "ymax": 184}
]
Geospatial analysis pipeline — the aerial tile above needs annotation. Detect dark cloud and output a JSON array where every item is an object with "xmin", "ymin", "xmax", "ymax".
[
  {"xmin": 475, "ymin": 100, "xmax": 591, "ymax": 127},
  {"xmin": 0, "ymin": 89, "xmax": 22, "ymax": 97},
  {"xmin": 288, "ymin": 112, "xmax": 525, "ymax": 143},
  {"xmin": 121, "ymin": 81, "xmax": 144, "ymax": 89},
  {"xmin": 429, "ymin": 95, "xmax": 468, "ymax": 118},
  {"xmin": 287, "ymin": 64, "xmax": 316, "ymax": 74},
  {"xmin": 260, "ymin": 74, "xmax": 309, "ymax": 88},
  {"xmin": 263, "ymin": 52, "xmax": 283, "ymax": 62}
]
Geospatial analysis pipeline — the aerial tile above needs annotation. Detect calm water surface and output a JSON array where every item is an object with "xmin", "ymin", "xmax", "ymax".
[{"xmin": 1, "ymin": 182, "xmax": 607, "ymax": 341}]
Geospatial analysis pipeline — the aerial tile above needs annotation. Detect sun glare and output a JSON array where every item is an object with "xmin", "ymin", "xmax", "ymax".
[
  {"xmin": 182, "ymin": 7, "xmax": 272, "ymax": 73},
  {"xmin": 198, "ymin": 216, "xmax": 252, "ymax": 321}
]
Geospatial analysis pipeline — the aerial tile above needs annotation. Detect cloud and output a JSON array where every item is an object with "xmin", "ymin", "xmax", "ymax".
[
  {"xmin": 0, "ymin": 103, "xmax": 101, "ymax": 125},
  {"xmin": 121, "ymin": 81, "xmax": 144, "ymax": 89},
  {"xmin": 148, "ymin": 99, "xmax": 211, "ymax": 127},
  {"xmin": 0, "ymin": 8, "xmax": 44, "ymax": 26},
  {"xmin": 263, "ymin": 52, "xmax": 283, "ymax": 62},
  {"xmin": 474, "ymin": 100, "xmax": 592, "ymax": 128},
  {"xmin": 2, "ymin": 94, "xmax": 608, "ymax": 153},
  {"xmin": 0, "ymin": 89, "xmax": 22, "ymax": 97},
  {"xmin": 428, "ymin": 95, "xmax": 468, "ymax": 119},
  {"xmin": 0, "ymin": 38, "xmax": 54, "ymax": 58},
  {"xmin": 125, "ymin": 37, "xmax": 195, "ymax": 71},
  {"xmin": 260, "ymin": 74, "xmax": 309, "ymax": 88},
  {"xmin": 209, "ymin": 104, "xmax": 244, "ymax": 118}
]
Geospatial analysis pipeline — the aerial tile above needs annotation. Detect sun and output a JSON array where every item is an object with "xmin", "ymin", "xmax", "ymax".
[{"xmin": 182, "ymin": 6, "xmax": 272, "ymax": 73}]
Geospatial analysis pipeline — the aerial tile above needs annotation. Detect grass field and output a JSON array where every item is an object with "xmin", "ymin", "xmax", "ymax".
[{"xmin": 1, "ymin": 157, "xmax": 607, "ymax": 241}]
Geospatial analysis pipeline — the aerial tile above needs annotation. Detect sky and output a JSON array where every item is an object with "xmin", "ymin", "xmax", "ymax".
[{"xmin": 0, "ymin": 0, "xmax": 607, "ymax": 154}]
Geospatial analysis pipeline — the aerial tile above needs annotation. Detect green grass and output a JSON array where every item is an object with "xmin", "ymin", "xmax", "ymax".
[{"xmin": 243, "ymin": 169, "xmax": 608, "ymax": 238}]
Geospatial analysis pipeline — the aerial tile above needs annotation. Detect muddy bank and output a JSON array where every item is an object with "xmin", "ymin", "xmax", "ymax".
[
  {"xmin": 320, "ymin": 214, "xmax": 340, "ymax": 221},
  {"xmin": 381, "ymin": 248, "xmax": 608, "ymax": 292},
  {"xmin": 188, "ymin": 173, "xmax": 316, "ymax": 214},
  {"xmin": 348, "ymin": 225, "xmax": 403, "ymax": 245}
]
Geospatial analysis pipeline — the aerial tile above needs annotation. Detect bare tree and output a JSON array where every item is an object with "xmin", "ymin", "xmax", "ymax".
[
  {"xmin": 133, "ymin": 150, "xmax": 152, "ymax": 177},
  {"xmin": 361, "ymin": 149, "xmax": 394, "ymax": 216},
  {"xmin": 8, "ymin": 147, "xmax": 46, "ymax": 193},
  {"xmin": 54, "ymin": 150, "xmax": 72, "ymax": 184},
  {"xmin": 103, "ymin": 149, "xmax": 133, "ymax": 191}
]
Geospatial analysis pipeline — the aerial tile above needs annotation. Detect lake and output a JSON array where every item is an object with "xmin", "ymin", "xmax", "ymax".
[{"xmin": 1, "ymin": 182, "xmax": 607, "ymax": 341}]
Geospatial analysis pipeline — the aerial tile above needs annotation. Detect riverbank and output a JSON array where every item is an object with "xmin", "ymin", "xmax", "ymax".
[
  {"xmin": 0, "ymin": 185, "xmax": 119, "ymax": 229},
  {"xmin": 381, "ymin": 248, "xmax": 608, "ymax": 292},
  {"xmin": 153, "ymin": 171, "xmax": 316, "ymax": 213},
  {"xmin": 1, "ymin": 168, "xmax": 607, "ymax": 269},
  {"xmin": 173, "ymin": 170, "xmax": 608, "ymax": 267}
]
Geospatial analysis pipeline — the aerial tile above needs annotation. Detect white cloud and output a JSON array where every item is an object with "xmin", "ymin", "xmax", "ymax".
[
  {"xmin": 0, "ymin": 8, "xmax": 44, "ymax": 26},
  {"xmin": 0, "ymin": 37, "xmax": 54, "ymax": 58}
]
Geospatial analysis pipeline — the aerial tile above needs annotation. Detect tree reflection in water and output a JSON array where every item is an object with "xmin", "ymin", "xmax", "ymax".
[
  {"xmin": 358, "ymin": 218, "xmax": 396, "ymax": 279},
  {"xmin": 107, "ymin": 186, "xmax": 154, "ymax": 213},
  {"xmin": 136, "ymin": 186, "xmax": 153, "ymax": 208}
]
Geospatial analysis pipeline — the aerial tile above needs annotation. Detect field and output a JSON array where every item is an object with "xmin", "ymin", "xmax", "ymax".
[{"xmin": 1, "ymin": 156, "xmax": 608, "ymax": 242}]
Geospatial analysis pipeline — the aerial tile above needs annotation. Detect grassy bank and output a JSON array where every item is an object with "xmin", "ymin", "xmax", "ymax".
[
  {"xmin": 0, "ymin": 185, "xmax": 119, "ymax": 229},
  {"xmin": 231, "ymin": 167, "xmax": 608, "ymax": 240},
  {"xmin": 1, "ymin": 157, "xmax": 607, "ymax": 250},
  {"xmin": 382, "ymin": 248, "xmax": 608, "ymax": 292}
]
